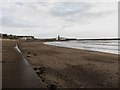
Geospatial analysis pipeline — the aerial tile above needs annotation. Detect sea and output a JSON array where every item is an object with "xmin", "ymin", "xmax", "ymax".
[{"xmin": 44, "ymin": 40, "xmax": 119, "ymax": 54}]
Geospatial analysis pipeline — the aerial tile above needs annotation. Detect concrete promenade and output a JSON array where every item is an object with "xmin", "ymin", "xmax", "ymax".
[{"xmin": 2, "ymin": 40, "xmax": 46, "ymax": 89}]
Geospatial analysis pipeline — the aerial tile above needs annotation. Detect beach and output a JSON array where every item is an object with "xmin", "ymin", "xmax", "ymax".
[
  {"xmin": 1, "ymin": 1, "xmax": 118, "ymax": 89},
  {"xmin": 2, "ymin": 39, "xmax": 119, "ymax": 88},
  {"xmin": 19, "ymin": 40, "xmax": 118, "ymax": 88}
]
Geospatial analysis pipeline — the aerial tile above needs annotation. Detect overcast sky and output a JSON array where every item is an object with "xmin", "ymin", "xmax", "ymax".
[{"xmin": 0, "ymin": 0, "xmax": 118, "ymax": 39}]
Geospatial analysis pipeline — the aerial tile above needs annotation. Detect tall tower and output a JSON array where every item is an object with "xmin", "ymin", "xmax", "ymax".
[{"xmin": 57, "ymin": 35, "xmax": 60, "ymax": 41}]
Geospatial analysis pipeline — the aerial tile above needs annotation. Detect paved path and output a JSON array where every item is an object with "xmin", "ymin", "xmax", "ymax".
[{"xmin": 2, "ymin": 41, "xmax": 46, "ymax": 88}]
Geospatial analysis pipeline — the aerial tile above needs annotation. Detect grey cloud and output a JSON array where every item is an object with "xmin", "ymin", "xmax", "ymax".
[
  {"xmin": 2, "ymin": 17, "xmax": 37, "ymax": 28},
  {"xmin": 22, "ymin": 29, "xmax": 31, "ymax": 32},
  {"xmin": 1, "ymin": 2, "xmax": 117, "ymax": 28},
  {"xmin": 50, "ymin": 2, "xmax": 116, "ymax": 24},
  {"xmin": 51, "ymin": 2, "xmax": 92, "ymax": 16},
  {"xmin": 64, "ymin": 10, "xmax": 116, "ymax": 22},
  {"xmin": 16, "ymin": 2, "xmax": 24, "ymax": 6}
]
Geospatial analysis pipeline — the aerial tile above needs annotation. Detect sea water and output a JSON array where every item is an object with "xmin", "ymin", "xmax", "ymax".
[{"xmin": 44, "ymin": 40, "xmax": 119, "ymax": 54}]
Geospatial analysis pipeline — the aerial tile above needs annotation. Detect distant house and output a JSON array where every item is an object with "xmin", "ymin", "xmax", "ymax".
[
  {"xmin": 18, "ymin": 36, "xmax": 34, "ymax": 40},
  {"xmin": 2, "ymin": 34, "xmax": 8, "ymax": 38},
  {"xmin": 0, "ymin": 33, "xmax": 35, "ymax": 40},
  {"xmin": 3, "ymin": 34, "xmax": 7, "ymax": 38},
  {"xmin": 1, "ymin": 34, "xmax": 16, "ymax": 39},
  {"xmin": 56, "ymin": 35, "xmax": 66, "ymax": 41},
  {"xmin": 59, "ymin": 37, "xmax": 66, "ymax": 41}
]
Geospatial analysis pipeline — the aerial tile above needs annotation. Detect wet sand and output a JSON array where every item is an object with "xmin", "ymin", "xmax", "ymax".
[{"xmin": 18, "ymin": 40, "xmax": 118, "ymax": 88}]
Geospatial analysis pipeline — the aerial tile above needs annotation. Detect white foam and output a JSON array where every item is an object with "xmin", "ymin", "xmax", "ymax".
[{"xmin": 44, "ymin": 40, "xmax": 119, "ymax": 54}]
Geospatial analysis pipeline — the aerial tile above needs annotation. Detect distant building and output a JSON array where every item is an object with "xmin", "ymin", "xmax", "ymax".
[
  {"xmin": 1, "ymin": 33, "xmax": 34, "ymax": 40},
  {"xmin": 17, "ymin": 36, "xmax": 34, "ymax": 40},
  {"xmin": 56, "ymin": 35, "xmax": 60, "ymax": 40},
  {"xmin": 56, "ymin": 35, "xmax": 66, "ymax": 41},
  {"xmin": 2, "ymin": 34, "xmax": 8, "ymax": 38}
]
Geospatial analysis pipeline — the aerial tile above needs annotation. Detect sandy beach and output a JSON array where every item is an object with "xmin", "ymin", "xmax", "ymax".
[
  {"xmin": 2, "ymin": 39, "xmax": 119, "ymax": 88},
  {"xmin": 18, "ymin": 40, "xmax": 118, "ymax": 88}
]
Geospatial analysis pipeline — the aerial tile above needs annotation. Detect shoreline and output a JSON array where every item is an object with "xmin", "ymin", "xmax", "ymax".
[
  {"xmin": 18, "ymin": 40, "xmax": 118, "ymax": 88},
  {"xmin": 44, "ymin": 43, "xmax": 119, "ymax": 55},
  {"xmin": 44, "ymin": 41, "xmax": 119, "ymax": 55}
]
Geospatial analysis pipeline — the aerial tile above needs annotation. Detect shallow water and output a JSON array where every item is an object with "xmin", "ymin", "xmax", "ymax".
[{"xmin": 44, "ymin": 40, "xmax": 119, "ymax": 54}]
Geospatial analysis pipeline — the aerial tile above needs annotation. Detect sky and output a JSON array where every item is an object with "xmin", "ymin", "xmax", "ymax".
[{"xmin": 0, "ymin": 0, "xmax": 118, "ymax": 39}]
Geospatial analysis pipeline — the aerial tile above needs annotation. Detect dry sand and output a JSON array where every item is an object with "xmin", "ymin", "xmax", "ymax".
[{"xmin": 18, "ymin": 40, "xmax": 119, "ymax": 88}]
